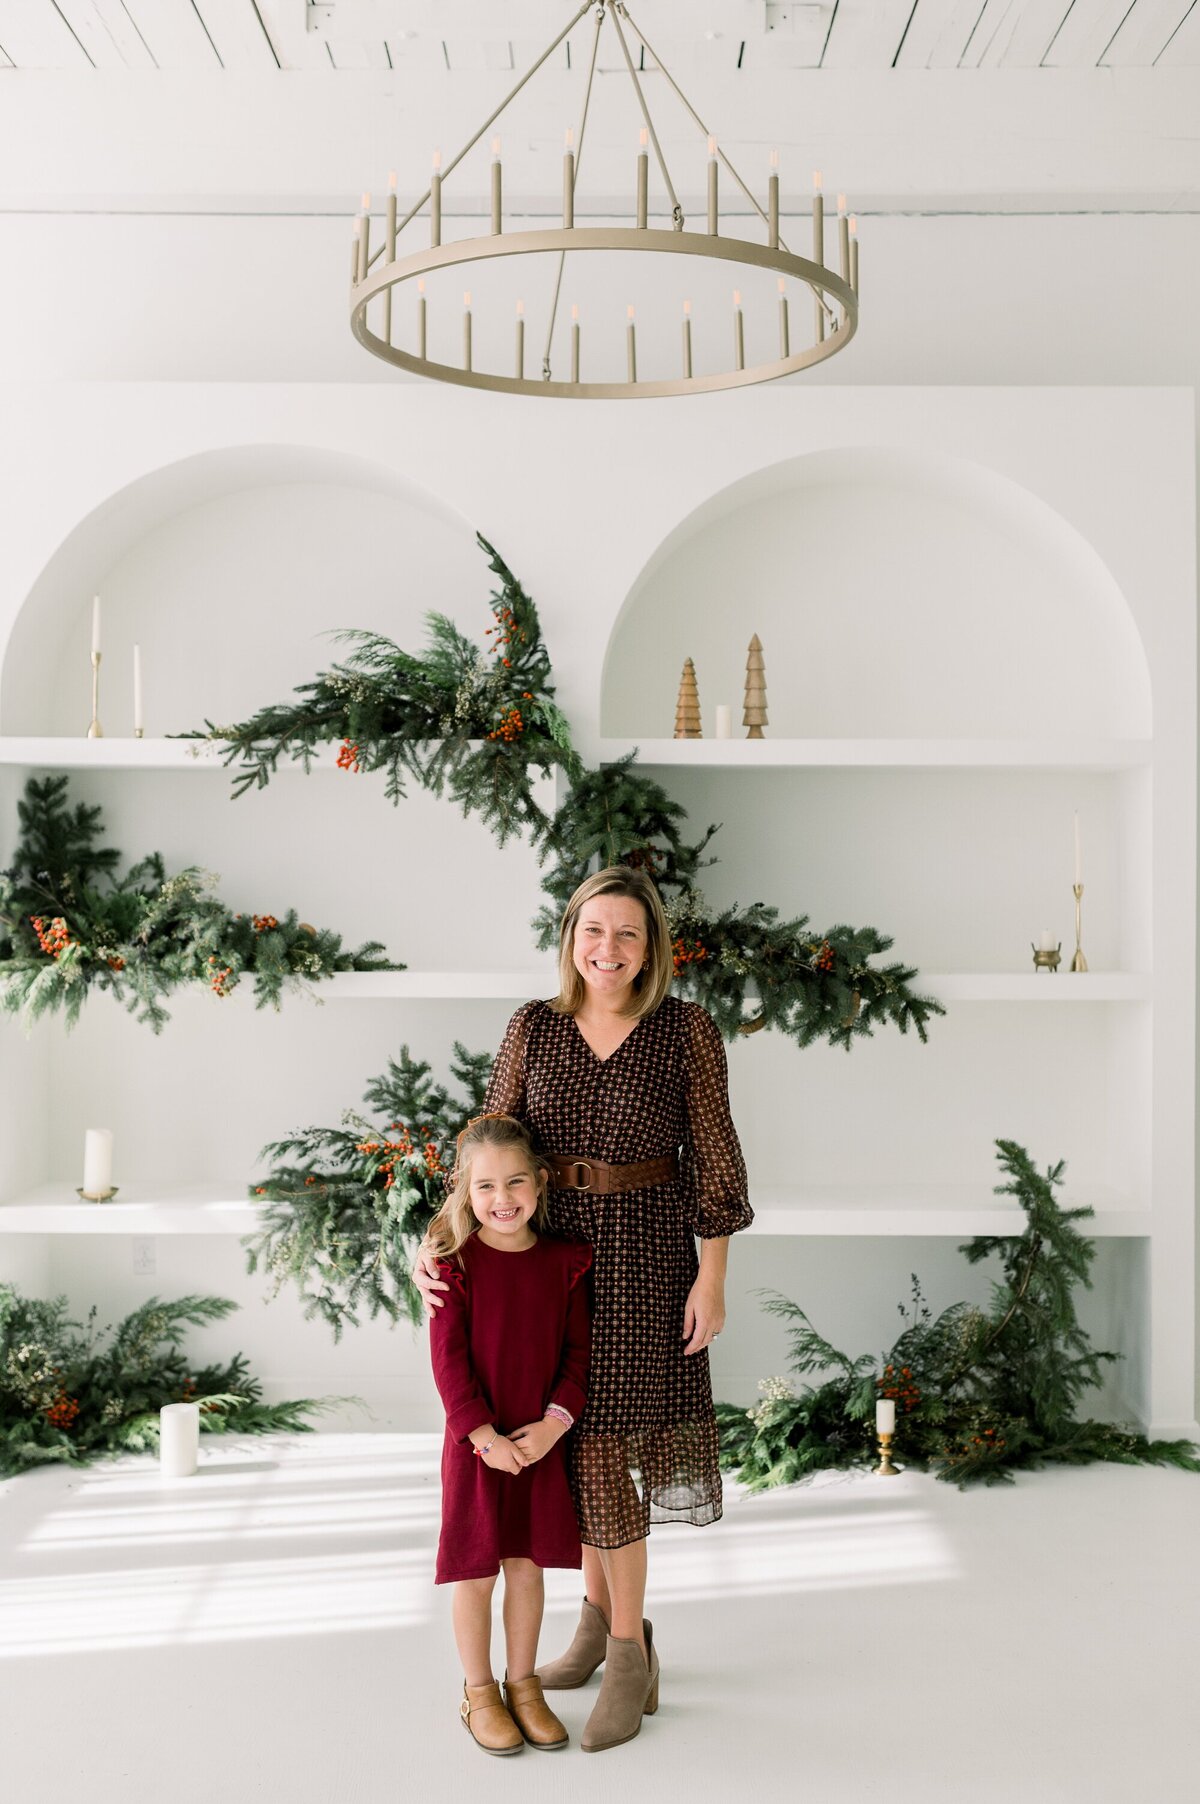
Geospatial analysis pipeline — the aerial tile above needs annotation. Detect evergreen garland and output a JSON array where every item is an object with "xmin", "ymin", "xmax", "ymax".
[
  {"xmin": 0, "ymin": 1285, "xmax": 335, "ymax": 1478},
  {"xmin": 0, "ymin": 774, "xmax": 399, "ymax": 1031},
  {"xmin": 243, "ymin": 1043, "xmax": 491, "ymax": 1338},
  {"xmin": 716, "ymin": 1140, "xmax": 1200, "ymax": 1489},
  {"xmin": 180, "ymin": 533, "xmax": 584, "ymax": 849}
]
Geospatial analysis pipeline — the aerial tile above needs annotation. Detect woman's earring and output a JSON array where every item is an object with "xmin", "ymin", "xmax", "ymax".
[{"xmin": 641, "ymin": 960, "xmax": 649, "ymax": 971}]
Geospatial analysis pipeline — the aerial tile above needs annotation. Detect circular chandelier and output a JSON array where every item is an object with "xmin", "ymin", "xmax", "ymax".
[{"xmin": 349, "ymin": 0, "xmax": 860, "ymax": 399}]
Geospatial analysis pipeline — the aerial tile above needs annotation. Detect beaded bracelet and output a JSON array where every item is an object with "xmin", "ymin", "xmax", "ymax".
[
  {"xmin": 544, "ymin": 1404, "xmax": 574, "ymax": 1430},
  {"xmin": 472, "ymin": 1431, "xmax": 499, "ymax": 1458}
]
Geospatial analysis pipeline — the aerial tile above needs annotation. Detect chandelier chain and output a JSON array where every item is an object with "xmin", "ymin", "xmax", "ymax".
[{"xmin": 542, "ymin": 1, "xmax": 606, "ymax": 380}]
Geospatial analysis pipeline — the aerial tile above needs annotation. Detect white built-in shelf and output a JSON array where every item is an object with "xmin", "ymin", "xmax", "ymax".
[
  {"xmin": 0, "ymin": 737, "xmax": 337, "ymax": 770},
  {"xmin": 920, "ymin": 973, "xmax": 1149, "ymax": 1003},
  {"xmin": 318, "ymin": 971, "xmax": 1146, "ymax": 1003},
  {"xmin": 599, "ymin": 738, "xmax": 1152, "ymax": 771},
  {"xmin": 321, "ymin": 970, "xmax": 557, "ymax": 1000},
  {"xmin": 0, "ymin": 1179, "xmax": 1150, "ymax": 1238}
]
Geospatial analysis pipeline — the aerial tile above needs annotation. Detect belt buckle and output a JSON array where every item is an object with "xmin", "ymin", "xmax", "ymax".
[{"xmin": 570, "ymin": 1159, "xmax": 594, "ymax": 1191}]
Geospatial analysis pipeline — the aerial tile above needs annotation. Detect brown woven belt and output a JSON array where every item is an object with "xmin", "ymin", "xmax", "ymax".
[{"xmin": 546, "ymin": 1152, "xmax": 679, "ymax": 1195}]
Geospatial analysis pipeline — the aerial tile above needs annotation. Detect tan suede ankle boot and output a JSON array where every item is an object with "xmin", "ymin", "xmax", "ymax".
[
  {"xmin": 535, "ymin": 1597, "xmax": 610, "ymax": 1689},
  {"xmin": 503, "ymin": 1674, "xmax": 569, "ymax": 1749},
  {"xmin": 459, "ymin": 1680, "xmax": 524, "ymax": 1756},
  {"xmin": 580, "ymin": 1623, "xmax": 659, "ymax": 1754}
]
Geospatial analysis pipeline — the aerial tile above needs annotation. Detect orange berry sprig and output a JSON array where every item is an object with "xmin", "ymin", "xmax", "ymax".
[
  {"xmin": 876, "ymin": 1364, "xmax": 922, "ymax": 1413},
  {"xmin": 484, "ymin": 600, "xmax": 528, "ymax": 671},
  {"xmin": 488, "ymin": 706, "xmax": 525, "ymax": 744},
  {"xmin": 252, "ymin": 914, "xmax": 278, "ymax": 934},
  {"xmin": 810, "ymin": 939, "xmax": 836, "ymax": 973},
  {"xmin": 31, "ymin": 915, "xmax": 74, "ymax": 959},
  {"xmin": 337, "ymin": 740, "xmax": 362, "ymax": 772},
  {"xmin": 45, "ymin": 1392, "xmax": 81, "ymax": 1431},
  {"xmin": 206, "ymin": 955, "xmax": 235, "ymax": 997},
  {"xmin": 672, "ymin": 936, "xmax": 709, "ymax": 975}
]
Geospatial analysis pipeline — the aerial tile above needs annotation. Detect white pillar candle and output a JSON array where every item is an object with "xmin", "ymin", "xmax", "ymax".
[
  {"xmin": 160, "ymin": 1402, "xmax": 200, "ymax": 1478},
  {"xmin": 91, "ymin": 595, "xmax": 101, "ymax": 656},
  {"xmin": 876, "ymin": 1398, "xmax": 896, "ymax": 1434},
  {"xmin": 82, "ymin": 1127, "xmax": 113, "ymax": 1198},
  {"xmin": 1073, "ymin": 812, "xmax": 1082, "ymax": 885},
  {"xmin": 715, "ymin": 704, "xmax": 733, "ymax": 739},
  {"xmin": 1037, "ymin": 930, "xmax": 1056, "ymax": 953},
  {"xmin": 133, "ymin": 644, "xmax": 143, "ymax": 734}
]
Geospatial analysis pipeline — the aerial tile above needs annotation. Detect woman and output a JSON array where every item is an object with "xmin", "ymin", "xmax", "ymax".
[{"xmin": 414, "ymin": 866, "xmax": 752, "ymax": 1753}]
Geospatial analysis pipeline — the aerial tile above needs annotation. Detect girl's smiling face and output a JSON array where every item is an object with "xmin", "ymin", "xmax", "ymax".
[
  {"xmin": 468, "ymin": 1142, "xmax": 541, "ymax": 1248},
  {"xmin": 572, "ymin": 892, "xmax": 649, "ymax": 1000}
]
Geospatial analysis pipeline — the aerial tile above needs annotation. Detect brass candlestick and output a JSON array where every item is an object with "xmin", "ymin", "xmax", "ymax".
[
  {"xmin": 1070, "ymin": 882, "xmax": 1088, "ymax": 973},
  {"xmin": 87, "ymin": 650, "xmax": 103, "ymax": 738},
  {"xmin": 1031, "ymin": 943, "xmax": 1062, "ymax": 973},
  {"xmin": 875, "ymin": 1430, "xmax": 901, "ymax": 1476},
  {"xmin": 76, "ymin": 1186, "xmax": 119, "ymax": 1203}
]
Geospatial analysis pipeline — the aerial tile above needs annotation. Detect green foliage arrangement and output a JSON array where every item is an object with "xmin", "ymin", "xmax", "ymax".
[
  {"xmin": 182, "ymin": 533, "xmax": 584, "ymax": 848},
  {"xmin": 0, "ymin": 1286, "xmax": 334, "ymax": 1478},
  {"xmin": 0, "ymin": 774, "xmax": 399, "ymax": 1031},
  {"xmin": 716, "ymin": 1140, "xmax": 1200, "ymax": 1489},
  {"xmin": 535, "ymin": 754, "xmax": 943, "ymax": 1051},
  {"xmin": 243, "ymin": 1043, "xmax": 492, "ymax": 1338}
]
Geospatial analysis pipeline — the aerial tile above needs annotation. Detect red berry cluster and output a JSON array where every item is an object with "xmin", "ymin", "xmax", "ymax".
[
  {"xmin": 485, "ymin": 603, "xmax": 527, "ymax": 670},
  {"xmin": 942, "ymin": 1428, "xmax": 1007, "ymax": 1462},
  {"xmin": 337, "ymin": 740, "xmax": 362, "ymax": 772},
  {"xmin": 356, "ymin": 1124, "xmax": 444, "ymax": 1188},
  {"xmin": 811, "ymin": 940, "xmax": 835, "ymax": 972},
  {"xmin": 31, "ymin": 915, "xmax": 73, "ymax": 959},
  {"xmin": 106, "ymin": 955, "xmax": 126, "ymax": 972},
  {"xmin": 488, "ymin": 706, "xmax": 525, "ymax": 744},
  {"xmin": 672, "ymin": 936, "xmax": 709, "ymax": 975},
  {"xmin": 206, "ymin": 955, "xmax": 234, "ymax": 996},
  {"xmin": 252, "ymin": 914, "xmax": 278, "ymax": 934},
  {"xmin": 45, "ymin": 1392, "xmax": 80, "ymax": 1431},
  {"xmin": 877, "ymin": 1364, "xmax": 921, "ymax": 1413}
]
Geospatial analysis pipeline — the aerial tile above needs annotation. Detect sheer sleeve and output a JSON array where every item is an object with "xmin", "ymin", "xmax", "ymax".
[
  {"xmin": 481, "ymin": 1001, "xmax": 538, "ymax": 1122},
  {"xmin": 679, "ymin": 1002, "xmax": 753, "ymax": 1239}
]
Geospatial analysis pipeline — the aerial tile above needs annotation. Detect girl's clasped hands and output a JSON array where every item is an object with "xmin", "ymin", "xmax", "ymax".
[{"xmin": 470, "ymin": 1416, "xmax": 568, "ymax": 1473}]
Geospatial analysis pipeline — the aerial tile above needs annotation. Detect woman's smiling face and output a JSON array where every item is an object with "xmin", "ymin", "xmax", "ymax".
[{"xmin": 571, "ymin": 892, "xmax": 650, "ymax": 1001}]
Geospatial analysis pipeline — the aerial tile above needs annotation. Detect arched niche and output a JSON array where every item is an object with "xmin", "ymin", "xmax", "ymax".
[
  {"xmin": 601, "ymin": 446, "xmax": 1153, "ymax": 740},
  {"xmin": 1, "ymin": 444, "xmax": 482, "ymax": 736}
]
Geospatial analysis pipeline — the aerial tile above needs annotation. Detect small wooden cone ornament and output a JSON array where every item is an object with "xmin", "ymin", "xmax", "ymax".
[
  {"xmin": 674, "ymin": 656, "xmax": 702, "ymax": 739},
  {"xmin": 743, "ymin": 634, "xmax": 768, "ymax": 738}
]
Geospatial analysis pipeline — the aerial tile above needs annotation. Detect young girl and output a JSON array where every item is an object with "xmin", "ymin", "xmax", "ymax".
[{"xmin": 427, "ymin": 1111, "xmax": 592, "ymax": 1756}]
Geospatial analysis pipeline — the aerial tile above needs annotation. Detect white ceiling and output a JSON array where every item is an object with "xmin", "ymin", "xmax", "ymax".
[{"xmin": 3, "ymin": 0, "xmax": 1198, "ymax": 72}]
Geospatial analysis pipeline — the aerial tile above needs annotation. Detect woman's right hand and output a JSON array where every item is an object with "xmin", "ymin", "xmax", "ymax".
[
  {"xmin": 413, "ymin": 1244, "xmax": 450, "ymax": 1312},
  {"xmin": 482, "ymin": 1434, "xmax": 528, "ymax": 1476}
]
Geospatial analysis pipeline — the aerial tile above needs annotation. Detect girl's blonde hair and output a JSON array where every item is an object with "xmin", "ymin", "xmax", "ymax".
[
  {"xmin": 551, "ymin": 866, "xmax": 673, "ymax": 1021},
  {"xmin": 425, "ymin": 1112, "xmax": 549, "ymax": 1262}
]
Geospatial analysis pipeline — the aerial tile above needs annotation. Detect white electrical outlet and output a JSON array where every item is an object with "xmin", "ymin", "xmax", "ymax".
[{"xmin": 132, "ymin": 1237, "xmax": 157, "ymax": 1276}]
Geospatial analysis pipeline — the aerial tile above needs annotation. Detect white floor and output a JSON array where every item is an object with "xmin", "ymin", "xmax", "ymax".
[{"xmin": 2, "ymin": 1432, "xmax": 1198, "ymax": 1804}]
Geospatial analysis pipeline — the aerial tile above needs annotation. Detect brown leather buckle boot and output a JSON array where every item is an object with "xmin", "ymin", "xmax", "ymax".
[
  {"xmin": 534, "ymin": 1596, "xmax": 610, "ymax": 1689},
  {"xmin": 503, "ymin": 1673, "xmax": 569, "ymax": 1749},
  {"xmin": 581, "ymin": 1623, "xmax": 659, "ymax": 1754},
  {"xmin": 459, "ymin": 1680, "xmax": 524, "ymax": 1756}
]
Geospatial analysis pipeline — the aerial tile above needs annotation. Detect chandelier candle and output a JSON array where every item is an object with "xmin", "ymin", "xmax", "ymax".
[
  {"xmin": 849, "ymin": 214, "xmax": 859, "ymax": 294},
  {"xmin": 768, "ymin": 147, "xmax": 780, "ymax": 248},
  {"xmin": 430, "ymin": 149, "xmax": 442, "ymax": 246},
  {"xmin": 563, "ymin": 127, "xmax": 575, "ymax": 228},
  {"xmin": 515, "ymin": 299, "xmax": 525, "ymax": 379},
  {"xmin": 838, "ymin": 193, "xmax": 850, "ymax": 325},
  {"xmin": 813, "ymin": 171, "xmax": 825, "ymax": 341},
  {"xmin": 777, "ymin": 277, "xmax": 790, "ymax": 358},
  {"xmin": 627, "ymin": 305, "xmax": 637, "ymax": 383},
  {"xmin": 707, "ymin": 135, "xmax": 719, "ymax": 234},
  {"xmin": 463, "ymin": 292, "xmax": 472, "ymax": 371},
  {"xmin": 417, "ymin": 279, "xmax": 426, "ymax": 359},
  {"xmin": 490, "ymin": 136, "xmax": 502, "ymax": 234},
  {"xmin": 160, "ymin": 1402, "xmax": 200, "ymax": 1480},
  {"xmin": 637, "ymin": 126, "xmax": 649, "ymax": 228},
  {"xmin": 570, "ymin": 304, "xmax": 580, "ymax": 382},
  {"xmin": 358, "ymin": 192, "xmax": 370, "ymax": 283},
  {"xmin": 384, "ymin": 172, "xmax": 397, "ymax": 344},
  {"xmin": 682, "ymin": 298, "xmax": 693, "ymax": 378},
  {"xmin": 733, "ymin": 290, "xmax": 745, "ymax": 371}
]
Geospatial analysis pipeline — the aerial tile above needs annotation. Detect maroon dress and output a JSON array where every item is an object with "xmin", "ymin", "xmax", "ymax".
[
  {"xmin": 429, "ymin": 1231, "xmax": 592, "ymax": 1584},
  {"xmin": 482, "ymin": 994, "xmax": 753, "ymax": 1550}
]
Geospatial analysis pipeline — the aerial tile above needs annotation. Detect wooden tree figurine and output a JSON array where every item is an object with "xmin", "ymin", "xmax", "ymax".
[
  {"xmin": 674, "ymin": 657, "xmax": 702, "ymax": 739},
  {"xmin": 743, "ymin": 634, "xmax": 768, "ymax": 738}
]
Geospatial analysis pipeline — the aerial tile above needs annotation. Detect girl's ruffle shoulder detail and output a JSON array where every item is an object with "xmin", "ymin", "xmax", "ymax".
[
  {"xmin": 564, "ymin": 1243, "xmax": 594, "ymax": 1292},
  {"xmin": 435, "ymin": 1256, "xmax": 466, "ymax": 1293}
]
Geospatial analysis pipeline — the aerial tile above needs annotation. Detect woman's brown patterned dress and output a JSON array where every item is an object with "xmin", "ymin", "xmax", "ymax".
[{"xmin": 482, "ymin": 993, "xmax": 753, "ymax": 1550}]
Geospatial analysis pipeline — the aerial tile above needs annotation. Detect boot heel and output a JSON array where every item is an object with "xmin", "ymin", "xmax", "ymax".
[{"xmin": 643, "ymin": 1673, "xmax": 659, "ymax": 1716}]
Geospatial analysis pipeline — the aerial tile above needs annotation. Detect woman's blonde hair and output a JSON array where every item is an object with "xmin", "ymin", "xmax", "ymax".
[
  {"xmin": 425, "ymin": 1112, "xmax": 549, "ymax": 1262},
  {"xmin": 551, "ymin": 866, "xmax": 673, "ymax": 1020}
]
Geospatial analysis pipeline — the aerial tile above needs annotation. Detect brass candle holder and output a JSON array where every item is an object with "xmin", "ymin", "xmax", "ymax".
[
  {"xmin": 1070, "ymin": 882, "xmax": 1088, "ymax": 973},
  {"xmin": 76, "ymin": 1186, "xmax": 119, "ymax": 1203},
  {"xmin": 874, "ymin": 1430, "xmax": 901, "ymax": 1477},
  {"xmin": 1031, "ymin": 943, "xmax": 1062, "ymax": 973},
  {"xmin": 87, "ymin": 650, "xmax": 103, "ymax": 739}
]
